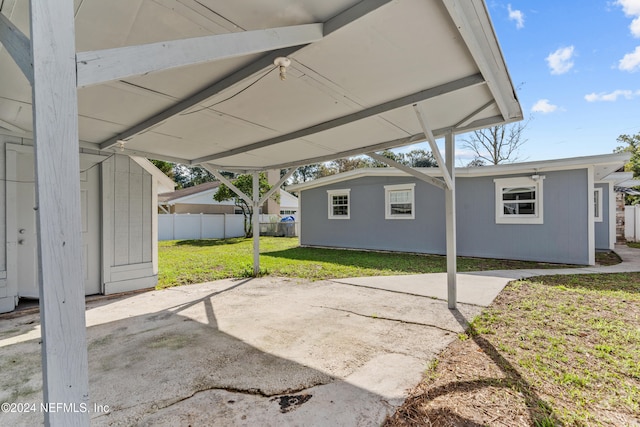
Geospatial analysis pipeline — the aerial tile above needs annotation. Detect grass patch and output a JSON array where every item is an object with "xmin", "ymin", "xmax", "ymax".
[
  {"xmin": 157, "ymin": 237, "xmax": 576, "ymax": 288},
  {"xmin": 385, "ymin": 273, "xmax": 640, "ymax": 426}
]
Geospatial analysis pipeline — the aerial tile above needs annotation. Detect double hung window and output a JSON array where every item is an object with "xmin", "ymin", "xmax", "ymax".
[{"xmin": 494, "ymin": 177, "xmax": 544, "ymax": 224}]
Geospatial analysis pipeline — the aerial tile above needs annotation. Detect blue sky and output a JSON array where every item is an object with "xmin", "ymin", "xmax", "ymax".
[{"xmin": 405, "ymin": 0, "xmax": 640, "ymax": 165}]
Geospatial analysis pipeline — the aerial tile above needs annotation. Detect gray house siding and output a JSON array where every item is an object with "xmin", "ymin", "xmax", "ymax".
[
  {"xmin": 456, "ymin": 170, "xmax": 589, "ymax": 264},
  {"xmin": 301, "ymin": 176, "xmax": 446, "ymax": 253},
  {"xmin": 594, "ymin": 183, "xmax": 610, "ymax": 250},
  {"xmin": 300, "ymin": 169, "xmax": 591, "ymax": 265}
]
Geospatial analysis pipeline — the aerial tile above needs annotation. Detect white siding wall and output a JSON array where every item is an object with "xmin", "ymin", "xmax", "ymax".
[
  {"xmin": 102, "ymin": 155, "xmax": 156, "ymax": 294},
  {"xmin": 625, "ymin": 205, "xmax": 640, "ymax": 242}
]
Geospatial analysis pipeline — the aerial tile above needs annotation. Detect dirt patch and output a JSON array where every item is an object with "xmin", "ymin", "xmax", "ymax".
[{"xmin": 385, "ymin": 277, "xmax": 640, "ymax": 426}]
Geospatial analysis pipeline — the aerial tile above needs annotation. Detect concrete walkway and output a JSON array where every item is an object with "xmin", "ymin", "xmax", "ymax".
[
  {"xmin": 337, "ymin": 244, "xmax": 640, "ymax": 307},
  {"xmin": 1, "ymin": 245, "xmax": 638, "ymax": 426}
]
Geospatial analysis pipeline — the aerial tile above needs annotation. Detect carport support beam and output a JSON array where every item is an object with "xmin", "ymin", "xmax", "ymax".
[
  {"xmin": 252, "ymin": 171, "xmax": 261, "ymax": 275},
  {"xmin": 29, "ymin": 0, "xmax": 91, "ymax": 425},
  {"xmin": 445, "ymin": 131, "xmax": 457, "ymax": 309}
]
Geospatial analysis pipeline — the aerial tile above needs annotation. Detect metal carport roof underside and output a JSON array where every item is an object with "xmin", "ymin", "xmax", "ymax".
[
  {"xmin": 1, "ymin": 0, "xmax": 522, "ymax": 172},
  {"xmin": 0, "ymin": 1, "xmax": 522, "ymax": 424}
]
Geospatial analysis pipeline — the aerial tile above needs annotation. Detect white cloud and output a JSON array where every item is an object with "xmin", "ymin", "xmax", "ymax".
[
  {"xmin": 584, "ymin": 89, "xmax": 640, "ymax": 102},
  {"xmin": 531, "ymin": 99, "xmax": 558, "ymax": 113},
  {"xmin": 619, "ymin": 45, "xmax": 640, "ymax": 71},
  {"xmin": 546, "ymin": 46, "xmax": 575, "ymax": 75},
  {"xmin": 507, "ymin": 4, "xmax": 525, "ymax": 29},
  {"xmin": 616, "ymin": 0, "xmax": 640, "ymax": 36},
  {"xmin": 617, "ymin": 0, "xmax": 640, "ymax": 15}
]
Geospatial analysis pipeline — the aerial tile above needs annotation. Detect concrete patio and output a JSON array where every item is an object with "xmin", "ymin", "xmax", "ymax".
[
  {"xmin": 0, "ymin": 273, "xmax": 509, "ymax": 426},
  {"xmin": 2, "ymin": 245, "xmax": 638, "ymax": 426}
]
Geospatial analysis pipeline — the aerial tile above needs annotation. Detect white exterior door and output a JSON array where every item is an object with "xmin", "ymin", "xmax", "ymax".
[
  {"xmin": 15, "ymin": 152, "xmax": 38, "ymax": 298},
  {"xmin": 80, "ymin": 164, "xmax": 101, "ymax": 295},
  {"xmin": 10, "ymin": 147, "xmax": 101, "ymax": 298}
]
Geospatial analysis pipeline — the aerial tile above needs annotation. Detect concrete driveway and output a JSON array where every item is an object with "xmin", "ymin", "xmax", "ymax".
[{"xmin": 0, "ymin": 274, "xmax": 512, "ymax": 426}]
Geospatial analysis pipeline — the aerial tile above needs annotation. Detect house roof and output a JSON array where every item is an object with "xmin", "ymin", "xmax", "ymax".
[
  {"xmin": 159, "ymin": 180, "xmax": 299, "ymax": 208},
  {"xmin": 287, "ymin": 152, "xmax": 632, "ymax": 192},
  {"xmin": 606, "ymin": 172, "xmax": 640, "ymax": 188},
  {"xmin": 158, "ymin": 181, "xmax": 221, "ymax": 203},
  {"xmin": 279, "ymin": 189, "xmax": 299, "ymax": 210},
  {"xmin": 0, "ymin": 0, "xmax": 522, "ymax": 172}
]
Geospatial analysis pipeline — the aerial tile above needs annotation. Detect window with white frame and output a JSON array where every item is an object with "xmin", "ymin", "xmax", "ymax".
[
  {"xmin": 594, "ymin": 187, "xmax": 603, "ymax": 222},
  {"xmin": 385, "ymin": 183, "xmax": 415, "ymax": 219},
  {"xmin": 327, "ymin": 189, "xmax": 350, "ymax": 219},
  {"xmin": 494, "ymin": 176, "xmax": 544, "ymax": 224}
]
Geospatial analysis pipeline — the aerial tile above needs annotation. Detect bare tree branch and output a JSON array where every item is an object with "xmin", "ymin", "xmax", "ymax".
[{"xmin": 461, "ymin": 118, "xmax": 531, "ymax": 165}]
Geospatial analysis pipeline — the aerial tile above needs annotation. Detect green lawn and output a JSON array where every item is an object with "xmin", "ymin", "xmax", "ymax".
[
  {"xmin": 387, "ymin": 273, "xmax": 640, "ymax": 426},
  {"xmin": 157, "ymin": 236, "xmax": 575, "ymax": 289}
]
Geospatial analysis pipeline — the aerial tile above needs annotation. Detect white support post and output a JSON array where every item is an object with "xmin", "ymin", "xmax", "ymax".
[
  {"xmin": 29, "ymin": 0, "xmax": 90, "ymax": 425},
  {"xmin": 445, "ymin": 132, "xmax": 457, "ymax": 309},
  {"xmin": 252, "ymin": 171, "xmax": 260, "ymax": 275},
  {"xmin": 259, "ymin": 168, "xmax": 296, "ymax": 205}
]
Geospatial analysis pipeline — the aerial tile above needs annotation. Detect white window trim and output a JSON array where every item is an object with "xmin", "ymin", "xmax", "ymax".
[
  {"xmin": 494, "ymin": 176, "xmax": 544, "ymax": 224},
  {"xmin": 594, "ymin": 187, "xmax": 603, "ymax": 222},
  {"xmin": 327, "ymin": 189, "xmax": 350, "ymax": 219},
  {"xmin": 384, "ymin": 183, "xmax": 416, "ymax": 220}
]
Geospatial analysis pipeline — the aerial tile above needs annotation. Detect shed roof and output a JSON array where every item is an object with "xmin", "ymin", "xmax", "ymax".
[{"xmin": 0, "ymin": 0, "xmax": 522, "ymax": 172}]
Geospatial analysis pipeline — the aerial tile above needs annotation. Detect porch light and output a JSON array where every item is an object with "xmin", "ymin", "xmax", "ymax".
[{"xmin": 274, "ymin": 57, "xmax": 291, "ymax": 80}]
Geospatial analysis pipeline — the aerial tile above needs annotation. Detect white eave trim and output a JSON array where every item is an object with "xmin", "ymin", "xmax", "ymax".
[
  {"xmin": 130, "ymin": 156, "xmax": 176, "ymax": 193},
  {"xmin": 287, "ymin": 153, "xmax": 631, "ymax": 192},
  {"xmin": 442, "ymin": 0, "xmax": 522, "ymax": 122}
]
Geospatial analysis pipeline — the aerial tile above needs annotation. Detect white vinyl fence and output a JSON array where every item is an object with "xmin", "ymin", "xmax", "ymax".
[
  {"xmin": 625, "ymin": 205, "xmax": 640, "ymax": 242},
  {"xmin": 159, "ymin": 213, "xmax": 245, "ymax": 241}
]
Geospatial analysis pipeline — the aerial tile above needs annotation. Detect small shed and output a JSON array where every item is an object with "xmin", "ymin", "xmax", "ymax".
[
  {"xmin": 289, "ymin": 153, "xmax": 629, "ymax": 265},
  {"xmin": 0, "ymin": 135, "xmax": 176, "ymax": 314}
]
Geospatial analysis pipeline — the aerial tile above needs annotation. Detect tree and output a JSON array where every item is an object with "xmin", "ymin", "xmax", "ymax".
[
  {"xmin": 466, "ymin": 158, "xmax": 486, "ymax": 167},
  {"xmin": 614, "ymin": 133, "xmax": 640, "ymax": 205},
  {"xmin": 150, "ymin": 159, "xmax": 174, "ymax": 179},
  {"xmin": 291, "ymin": 164, "xmax": 321, "ymax": 184},
  {"xmin": 173, "ymin": 164, "xmax": 216, "ymax": 189},
  {"xmin": 460, "ymin": 119, "xmax": 530, "ymax": 165},
  {"xmin": 614, "ymin": 133, "xmax": 640, "ymax": 177},
  {"xmin": 404, "ymin": 149, "xmax": 438, "ymax": 167},
  {"xmin": 213, "ymin": 173, "xmax": 274, "ymax": 238}
]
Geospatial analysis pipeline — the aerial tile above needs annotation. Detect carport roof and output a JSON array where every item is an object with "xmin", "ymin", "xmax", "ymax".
[{"xmin": 0, "ymin": 0, "xmax": 522, "ymax": 172}]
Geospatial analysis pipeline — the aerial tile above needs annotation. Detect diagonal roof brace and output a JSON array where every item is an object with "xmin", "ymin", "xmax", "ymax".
[
  {"xmin": 0, "ymin": 12, "xmax": 33, "ymax": 85},
  {"xmin": 258, "ymin": 168, "xmax": 296, "ymax": 205},
  {"xmin": 191, "ymin": 73, "xmax": 485, "ymax": 164},
  {"xmin": 199, "ymin": 164, "xmax": 296, "ymax": 207},
  {"xmin": 201, "ymin": 165, "xmax": 253, "ymax": 206},
  {"xmin": 77, "ymin": 24, "xmax": 324, "ymax": 88},
  {"xmin": 367, "ymin": 152, "xmax": 447, "ymax": 190},
  {"xmin": 413, "ymin": 104, "xmax": 453, "ymax": 190}
]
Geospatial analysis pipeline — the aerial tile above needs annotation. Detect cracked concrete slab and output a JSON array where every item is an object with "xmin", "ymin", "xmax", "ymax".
[{"xmin": 0, "ymin": 276, "xmax": 493, "ymax": 426}]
